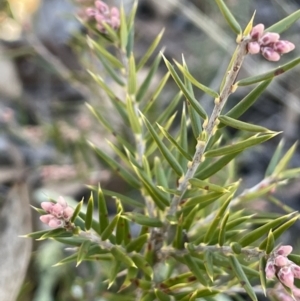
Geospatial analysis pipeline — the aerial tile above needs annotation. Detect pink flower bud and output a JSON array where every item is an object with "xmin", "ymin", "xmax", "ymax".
[
  {"xmin": 95, "ymin": 13, "xmax": 106, "ymax": 24},
  {"xmin": 277, "ymin": 245, "xmax": 293, "ymax": 256},
  {"xmin": 250, "ymin": 24, "xmax": 265, "ymax": 40},
  {"xmin": 86, "ymin": 8, "xmax": 96, "ymax": 17},
  {"xmin": 51, "ymin": 203, "xmax": 64, "ymax": 218},
  {"xmin": 40, "ymin": 214, "xmax": 53, "ymax": 224},
  {"xmin": 259, "ymin": 32, "xmax": 280, "ymax": 46},
  {"xmin": 291, "ymin": 264, "xmax": 300, "ymax": 279},
  {"xmin": 57, "ymin": 196, "xmax": 68, "ymax": 208},
  {"xmin": 63, "ymin": 207, "xmax": 74, "ymax": 220},
  {"xmin": 278, "ymin": 267, "xmax": 294, "ymax": 288},
  {"xmin": 275, "ymin": 255, "xmax": 288, "ymax": 267},
  {"xmin": 110, "ymin": 7, "xmax": 120, "ymax": 18},
  {"xmin": 48, "ymin": 217, "xmax": 64, "ymax": 228},
  {"xmin": 247, "ymin": 41, "xmax": 260, "ymax": 54},
  {"xmin": 41, "ymin": 202, "xmax": 54, "ymax": 213},
  {"xmin": 261, "ymin": 47, "xmax": 281, "ymax": 61},
  {"xmin": 95, "ymin": 0, "xmax": 109, "ymax": 14},
  {"xmin": 110, "ymin": 16, "xmax": 120, "ymax": 29},
  {"xmin": 273, "ymin": 40, "xmax": 295, "ymax": 54},
  {"xmin": 265, "ymin": 261, "xmax": 276, "ymax": 279}
]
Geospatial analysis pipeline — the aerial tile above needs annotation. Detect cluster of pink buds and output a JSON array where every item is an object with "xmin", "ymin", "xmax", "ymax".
[
  {"xmin": 40, "ymin": 196, "xmax": 74, "ymax": 229},
  {"xmin": 269, "ymin": 283, "xmax": 300, "ymax": 301},
  {"xmin": 248, "ymin": 24, "xmax": 295, "ymax": 61},
  {"xmin": 85, "ymin": 1, "xmax": 120, "ymax": 33},
  {"xmin": 265, "ymin": 245, "xmax": 300, "ymax": 291}
]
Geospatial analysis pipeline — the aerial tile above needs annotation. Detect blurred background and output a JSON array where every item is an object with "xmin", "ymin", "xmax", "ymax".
[{"xmin": 1, "ymin": 0, "xmax": 300, "ymax": 300}]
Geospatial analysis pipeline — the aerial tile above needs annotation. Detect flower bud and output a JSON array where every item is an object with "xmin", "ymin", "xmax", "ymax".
[
  {"xmin": 278, "ymin": 267, "xmax": 294, "ymax": 288},
  {"xmin": 86, "ymin": 8, "xmax": 96, "ymax": 17},
  {"xmin": 48, "ymin": 217, "xmax": 64, "ymax": 228},
  {"xmin": 275, "ymin": 255, "xmax": 288, "ymax": 267},
  {"xmin": 291, "ymin": 264, "xmax": 300, "ymax": 279},
  {"xmin": 247, "ymin": 41, "xmax": 260, "ymax": 54},
  {"xmin": 95, "ymin": 0, "xmax": 109, "ymax": 14},
  {"xmin": 40, "ymin": 214, "xmax": 53, "ymax": 224},
  {"xmin": 276, "ymin": 245, "xmax": 293, "ymax": 256},
  {"xmin": 265, "ymin": 261, "xmax": 276, "ymax": 279},
  {"xmin": 57, "ymin": 196, "xmax": 68, "ymax": 208},
  {"xmin": 261, "ymin": 47, "xmax": 280, "ymax": 61},
  {"xmin": 273, "ymin": 40, "xmax": 295, "ymax": 54},
  {"xmin": 63, "ymin": 207, "xmax": 74, "ymax": 220},
  {"xmin": 110, "ymin": 7, "xmax": 120, "ymax": 18},
  {"xmin": 259, "ymin": 32, "xmax": 280, "ymax": 46},
  {"xmin": 51, "ymin": 203, "xmax": 64, "ymax": 218},
  {"xmin": 111, "ymin": 16, "xmax": 120, "ymax": 29},
  {"xmin": 250, "ymin": 23, "xmax": 265, "ymax": 40},
  {"xmin": 41, "ymin": 202, "xmax": 54, "ymax": 213}
]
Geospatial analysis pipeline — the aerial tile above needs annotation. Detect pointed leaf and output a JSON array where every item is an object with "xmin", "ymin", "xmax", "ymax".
[
  {"xmin": 266, "ymin": 10, "xmax": 300, "ymax": 34},
  {"xmin": 218, "ymin": 211, "xmax": 230, "ymax": 246},
  {"xmin": 155, "ymin": 289, "xmax": 171, "ymax": 301},
  {"xmin": 189, "ymin": 178, "xmax": 229, "ymax": 193},
  {"xmin": 218, "ymin": 115, "xmax": 269, "ymax": 132},
  {"xmin": 85, "ymin": 192, "xmax": 94, "ymax": 231},
  {"xmin": 87, "ymin": 36, "xmax": 123, "ymax": 68},
  {"xmin": 111, "ymin": 246, "xmax": 136, "ymax": 268},
  {"xmin": 204, "ymin": 250, "xmax": 214, "ymax": 281},
  {"xmin": 127, "ymin": 0, "xmax": 138, "ymax": 30},
  {"xmin": 137, "ymin": 28, "xmax": 165, "ymax": 70},
  {"xmin": 272, "ymin": 142, "xmax": 298, "ymax": 176},
  {"xmin": 259, "ymin": 256, "xmax": 267, "ymax": 296},
  {"xmin": 215, "ymin": 0, "xmax": 242, "ymax": 34},
  {"xmin": 265, "ymin": 230, "xmax": 275, "ymax": 255},
  {"xmin": 131, "ymin": 253, "xmax": 153, "ymax": 279},
  {"xmin": 119, "ymin": 4, "xmax": 128, "ymax": 51},
  {"xmin": 128, "ymin": 53, "xmax": 137, "ymax": 94},
  {"xmin": 108, "ymin": 260, "xmax": 122, "ymax": 289},
  {"xmin": 76, "ymin": 240, "xmax": 92, "ymax": 266},
  {"xmin": 229, "ymin": 255, "xmax": 258, "ymax": 301},
  {"xmin": 71, "ymin": 199, "xmax": 83, "ymax": 223},
  {"xmin": 265, "ymin": 139, "xmax": 285, "ymax": 176},
  {"xmin": 162, "ymin": 55, "xmax": 207, "ymax": 119},
  {"xmin": 243, "ymin": 11, "xmax": 256, "ymax": 36},
  {"xmin": 126, "ymin": 94, "xmax": 141, "ymax": 134},
  {"xmin": 184, "ymin": 254, "xmax": 208, "ymax": 286},
  {"xmin": 157, "ymin": 124, "xmax": 192, "ymax": 161},
  {"xmin": 101, "ymin": 213, "xmax": 120, "ymax": 240},
  {"xmin": 116, "ymin": 216, "xmax": 125, "ymax": 245},
  {"xmin": 204, "ymin": 133, "xmax": 278, "ymax": 157},
  {"xmin": 237, "ymin": 57, "xmax": 300, "ymax": 86},
  {"xmin": 141, "ymin": 114, "xmax": 184, "ymax": 176},
  {"xmin": 126, "ymin": 233, "xmax": 149, "ymax": 253},
  {"xmin": 122, "ymin": 212, "xmax": 163, "ymax": 227},
  {"xmin": 175, "ymin": 60, "xmax": 219, "ymax": 98},
  {"xmin": 239, "ymin": 212, "xmax": 297, "ymax": 247}
]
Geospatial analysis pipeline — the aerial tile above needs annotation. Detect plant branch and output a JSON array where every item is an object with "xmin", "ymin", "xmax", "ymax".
[{"xmin": 167, "ymin": 38, "xmax": 250, "ymax": 218}]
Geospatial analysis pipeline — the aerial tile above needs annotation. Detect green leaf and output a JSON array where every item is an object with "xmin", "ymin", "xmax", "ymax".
[
  {"xmin": 189, "ymin": 178, "xmax": 229, "ymax": 193},
  {"xmin": 154, "ymin": 156, "xmax": 170, "ymax": 196},
  {"xmin": 76, "ymin": 240, "xmax": 92, "ymax": 266},
  {"xmin": 130, "ymin": 163, "xmax": 169, "ymax": 209},
  {"xmin": 38, "ymin": 228, "xmax": 71, "ymax": 240},
  {"xmin": 116, "ymin": 216, "xmax": 125, "ymax": 245},
  {"xmin": 266, "ymin": 10, "xmax": 300, "ymax": 34},
  {"xmin": 162, "ymin": 55, "xmax": 207, "ymax": 119},
  {"xmin": 84, "ymin": 193, "xmax": 94, "ymax": 231},
  {"xmin": 119, "ymin": 4, "xmax": 128, "ymax": 51},
  {"xmin": 184, "ymin": 254, "xmax": 208, "ymax": 286},
  {"xmin": 228, "ymin": 255, "xmax": 258, "ymax": 301},
  {"xmin": 178, "ymin": 104, "xmax": 189, "ymax": 169},
  {"xmin": 224, "ymin": 80, "xmax": 272, "ymax": 122},
  {"xmin": 279, "ymin": 167, "xmax": 300, "ymax": 180},
  {"xmin": 111, "ymin": 246, "xmax": 137, "ymax": 268},
  {"xmin": 272, "ymin": 142, "xmax": 298, "ymax": 176},
  {"xmin": 101, "ymin": 213, "xmax": 120, "ymax": 241},
  {"xmin": 182, "ymin": 191, "xmax": 223, "ymax": 211},
  {"xmin": 24, "ymin": 229, "xmax": 55, "ymax": 239},
  {"xmin": 265, "ymin": 139, "xmax": 285, "ymax": 176},
  {"xmin": 122, "ymin": 212, "xmax": 163, "ymax": 227},
  {"xmin": 204, "ymin": 132, "xmax": 278, "ymax": 157},
  {"xmin": 237, "ymin": 57, "xmax": 300, "ymax": 86},
  {"xmin": 89, "ymin": 142, "xmax": 141, "ymax": 189},
  {"xmin": 259, "ymin": 256, "xmax": 267, "ymax": 296},
  {"xmin": 108, "ymin": 260, "xmax": 122, "ymax": 289},
  {"xmin": 243, "ymin": 11, "xmax": 256, "ymax": 36},
  {"xmin": 71, "ymin": 199, "xmax": 83, "ymax": 223},
  {"xmin": 127, "ymin": 0, "xmax": 138, "ymax": 30},
  {"xmin": 204, "ymin": 250, "xmax": 214, "ymax": 281},
  {"xmin": 137, "ymin": 28, "xmax": 165, "ymax": 70},
  {"xmin": 175, "ymin": 60, "xmax": 219, "ymax": 98},
  {"xmin": 204, "ymin": 192, "xmax": 234, "ymax": 243},
  {"xmin": 126, "ymin": 94, "xmax": 141, "ymax": 134},
  {"xmin": 195, "ymin": 151, "xmax": 242, "ymax": 180},
  {"xmin": 155, "ymin": 289, "xmax": 171, "ymax": 301},
  {"xmin": 218, "ymin": 211, "xmax": 230, "ymax": 246},
  {"xmin": 218, "ymin": 115, "xmax": 269, "ymax": 132},
  {"xmin": 215, "ymin": 0, "xmax": 242, "ymax": 35},
  {"xmin": 189, "ymin": 288, "xmax": 220, "ymax": 301},
  {"xmin": 97, "ymin": 53, "xmax": 125, "ymax": 86},
  {"xmin": 141, "ymin": 114, "xmax": 184, "ymax": 176},
  {"xmin": 87, "ymin": 37, "xmax": 123, "ymax": 69},
  {"xmin": 157, "ymin": 123, "xmax": 192, "ymax": 161},
  {"xmin": 265, "ymin": 230, "xmax": 275, "ymax": 255},
  {"xmin": 126, "ymin": 233, "xmax": 149, "ymax": 253},
  {"xmin": 128, "ymin": 53, "xmax": 137, "ymax": 94},
  {"xmin": 259, "ymin": 215, "xmax": 299, "ymax": 250},
  {"xmin": 101, "ymin": 22, "xmax": 120, "ymax": 43},
  {"xmin": 239, "ymin": 212, "xmax": 297, "ymax": 247},
  {"xmin": 136, "ymin": 54, "xmax": 164, "ymax": 102},
  {"xmin": 131, "ymin": 253, "xmax": 153, "ymax": 279}
]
